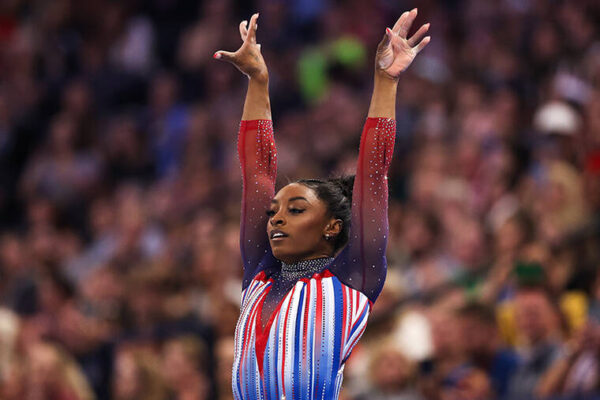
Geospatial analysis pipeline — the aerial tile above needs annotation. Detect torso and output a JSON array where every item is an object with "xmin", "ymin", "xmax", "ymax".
[{"xmin": 232, "ymin": 270, "xmax": 371, "ymax": 400}]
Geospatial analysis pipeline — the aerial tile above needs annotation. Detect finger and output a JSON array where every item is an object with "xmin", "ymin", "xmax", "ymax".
[
  {"xmin": 239, "ymin": 20, "xmax": 248, "ymax": 41},
  {"xmin": 391, "ymin": 11, "xmax": 409, "ymax": 33},
  {"xmin": 213, "ymin": 50, "xmax": 237, "ymax": 62},
  {"xmin": 379, "ymin": 27, "xmax": 392, "ymax": 47},
  {"xmin": 397, "ymin": 8, "xmax": 418, "ymax": 38},
  {"xmin": 246, "ymin": 13, "xmax": 259, "ymax": 44},
  {"xmin": 407, "ymin": 23, "xmax": 429, "ymax": 47},
  {"xmin": 414, "ymin": 36, "xmax": 431, "ymax": 54}
]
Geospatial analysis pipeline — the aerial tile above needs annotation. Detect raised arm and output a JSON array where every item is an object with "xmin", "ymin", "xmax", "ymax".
[
  {"xmin": 330, "ymin": 9, "xmax": 430, "ymax": 302},
  {"xmin": 215, "ymin": 14, "xmax": 279, "ymax": 288}
]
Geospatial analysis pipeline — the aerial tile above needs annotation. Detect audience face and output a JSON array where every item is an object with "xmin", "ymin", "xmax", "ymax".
[
  {"xmin": 370, "ymin": 347, "xmax": 415, "ymax": 393},
  {"xmin": 113, "ymin": 349, "xmax": 141, "ymax": 399},
  {"xmin": 0, "ymin": 234, "xmax": 24, "ymax": 275},
  {"xmin": 27, "ymin": 342, "xmax": 60, "ymax": 389},
  {"xmin": 514, "ymin": 289, "xmax": 558, "ymax": 345},
  {"xmin": 460, "ymin": 314, "xmax": 496, "ymax": 359},
  {"xmin": 431, "ymin": 312, "xmax": 465, "ymax": 360}
]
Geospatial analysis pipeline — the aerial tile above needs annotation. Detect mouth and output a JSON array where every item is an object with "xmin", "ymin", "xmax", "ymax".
[{"xmin": 269, "ymin": 230, "xmax": 289, "ymax": 240}]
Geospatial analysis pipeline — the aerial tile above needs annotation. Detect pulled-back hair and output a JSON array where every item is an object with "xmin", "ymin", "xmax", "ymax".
[{"xmin": 296, "ymin": 176, "xmax": 355, "ymax": 252}]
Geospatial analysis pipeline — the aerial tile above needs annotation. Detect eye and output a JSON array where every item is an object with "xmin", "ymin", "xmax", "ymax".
[
  {"xmin": 266, "ymin": 210, "xmax": 276, "ymax": 217},
  {"xmin": 289, "ymin": 208, "xmax": 305, "ymax": 214}
]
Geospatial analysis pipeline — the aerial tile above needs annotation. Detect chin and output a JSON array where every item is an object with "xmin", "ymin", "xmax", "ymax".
[
  {"xmin": 272, "ymin": 250, "xmax": 292, "ymax": 263},
  {"xmin": 271, "ymin": 247, "xmax": 300, "ymax": 264}
]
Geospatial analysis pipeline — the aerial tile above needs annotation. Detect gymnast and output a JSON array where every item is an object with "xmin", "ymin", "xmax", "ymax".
[{"xmin": 214, "ymin": 9, "xmax": 430, "ymax": 399}]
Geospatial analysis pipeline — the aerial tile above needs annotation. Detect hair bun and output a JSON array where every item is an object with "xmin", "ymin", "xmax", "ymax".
[{"xmin": 329, "ymin": 175, "xmax": 355, "ymax": 200}]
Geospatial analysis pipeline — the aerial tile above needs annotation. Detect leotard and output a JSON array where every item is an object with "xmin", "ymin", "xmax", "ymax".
[{"xmin": 233, "ymin": 117, "xmax": 396, "ymax": 400}]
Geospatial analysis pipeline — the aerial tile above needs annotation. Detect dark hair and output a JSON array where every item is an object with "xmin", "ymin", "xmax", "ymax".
[
  {"xmin": 457, "ymin": 302, "xmax": 496, "ymax": 325},
  {"xmin": 296, "ymin": 176, "xmax": 355, "ymax": 252}
]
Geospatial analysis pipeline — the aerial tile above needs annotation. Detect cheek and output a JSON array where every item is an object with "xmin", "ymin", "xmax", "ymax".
[
  {"xmin": 279, "ymin": 215, "xmax": 327, "ymax": 253},
  {"xmin": 296, "ymin": 215, "xmax": 327, "ymax": 239}
]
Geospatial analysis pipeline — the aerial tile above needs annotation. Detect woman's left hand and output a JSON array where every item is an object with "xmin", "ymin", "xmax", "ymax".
[{"xmin": 376, "ymin": 9, "xmax": 430, "ymax": 79}]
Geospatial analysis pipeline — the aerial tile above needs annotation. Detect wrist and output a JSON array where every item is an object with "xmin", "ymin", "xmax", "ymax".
[
  {"xmin": 249, "ymin": 71, "xmax": 269, "ymax": 85},
  {"xmin": 374, "ymin": 69, "xmax": 400, "ymax": 84},
  {"xmin": 373, "ymin": 73, "xmax": 399, "ymax": 94}
]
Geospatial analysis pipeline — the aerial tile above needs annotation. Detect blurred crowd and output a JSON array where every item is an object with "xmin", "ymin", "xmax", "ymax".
[{"xmin": 0, "ymin": 0, "xmax": 599, "ymax": 399}]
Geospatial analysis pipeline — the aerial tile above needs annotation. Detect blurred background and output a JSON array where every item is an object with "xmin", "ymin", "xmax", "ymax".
[{"xmin": 0, "ymin": 0, "xmax": 599, "ymax": 399}]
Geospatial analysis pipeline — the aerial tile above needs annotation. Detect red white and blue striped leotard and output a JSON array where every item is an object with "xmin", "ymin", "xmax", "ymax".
[{"xmin": 233, "ymin": 117, "xmax": 396, "ymax": 400}]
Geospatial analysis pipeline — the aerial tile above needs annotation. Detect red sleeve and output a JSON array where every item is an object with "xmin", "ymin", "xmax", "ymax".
[
  {"xmin": 329, "ymin": 117, "xmax": 396, "ymax": 303},
  {"xmin": 238, "ymin": 120, "xmax": 279, "ymax": 289}
]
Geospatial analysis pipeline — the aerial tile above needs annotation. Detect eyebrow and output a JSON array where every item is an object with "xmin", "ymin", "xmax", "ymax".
[{"xmin": 270, "ymin": 196, "xmax": 310, "ymax": 204}]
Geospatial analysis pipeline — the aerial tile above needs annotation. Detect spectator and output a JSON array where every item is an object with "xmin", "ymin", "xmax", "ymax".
[
  {"xmin": 506, "ymin": 286, "xmax": 564, "ymax": 399},
  {"xmin": 458, "ymin": 302, "xmax": 519, "ymax": 399},
  {"xmin": 161, "ymin": 335, "xmax": 210, "ymax": 400},
  {"xmin": 360, "ymin": 342, "xmax": 423, "ymax": 400},
  {"xmin": 112, "ymin": 344, "xmax": 167, "ymax": 400}
]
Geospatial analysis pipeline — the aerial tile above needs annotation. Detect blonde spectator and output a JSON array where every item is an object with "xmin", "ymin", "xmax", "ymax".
[
  {"xmin": 361, "ymin": 340, "xmax": 422, "ymax": 400},
  {"xmin": 112, "ymin": 345, "xmax": 167, "ymax": 400},
  {"xmin": 162, "ymin": 335, "xmax": 210, "ymax": 400},
  {"xmin": 24, "ymin": 340, "xmax": 96, "ymax": 400},
  {"xmin": 536, "ymin": 161, "xmax": 590, "ymax": 242},
  {"xmin": 0, "ymin": 308, "xmax": 19, "ymax": 378}
]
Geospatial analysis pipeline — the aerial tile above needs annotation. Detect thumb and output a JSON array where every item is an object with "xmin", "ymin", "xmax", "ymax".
[
  {"xmin": 213, "ymin": 50, "xmax": 237, "ymax": 62},
  {"xmin": 377, "ymin": 28, "xmax": 392, "ymax": 51}
]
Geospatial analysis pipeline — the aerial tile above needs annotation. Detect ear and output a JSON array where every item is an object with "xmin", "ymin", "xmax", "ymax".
[{"xmin": 324, "ymin": 218, "xmax": 343, "ymax": 239}]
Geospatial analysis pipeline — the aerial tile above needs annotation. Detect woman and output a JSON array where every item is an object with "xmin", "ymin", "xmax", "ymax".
[{"xmin": 215, "ymin": 9, "xmax": 430, "ymax": 399}]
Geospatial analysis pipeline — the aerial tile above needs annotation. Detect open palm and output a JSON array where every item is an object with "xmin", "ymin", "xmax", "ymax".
[
  {"xmin": 377, "ymin": 9, "xmax": 430, "ymax": 78},
  {"xmin": 214, "ymin": 13, "xmax": 268, "ymax": 81}
]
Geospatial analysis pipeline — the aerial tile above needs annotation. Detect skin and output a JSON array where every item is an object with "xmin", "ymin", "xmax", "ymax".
[
  {"xmin": 266, "ymin": 183, "xmax": 341, "ymax": 263},
  {"xmin": 514, "ymin": 289, "xmax": 558, "ymax": 345},
  {"xmin": 215, "ymin": 9, "xmax": 430, "ymax": 264}
]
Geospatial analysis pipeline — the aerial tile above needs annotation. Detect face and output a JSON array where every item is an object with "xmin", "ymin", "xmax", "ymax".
[
  {"xmin": 431, "ymin": 312, "xmax": 464, "ymax": 358},
  {"xmin": 113, "ymin": 350, "xmax": 140, "ymax": 398},
  {"xmin": 515, "ymin": 289, "xmax": 556, "ymax": 344},
  {"xmin": 460, "ymin": 316, "xmax": 495, "ymax": 356},
  {"xmin": 267, "ymin": 183, "xmax": 338, "ymax": 264}
]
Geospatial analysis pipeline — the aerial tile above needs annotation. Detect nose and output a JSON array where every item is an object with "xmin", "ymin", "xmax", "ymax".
[{"xmin": 269, "ymin": 212, "xmax": 285, "ymax": 227}]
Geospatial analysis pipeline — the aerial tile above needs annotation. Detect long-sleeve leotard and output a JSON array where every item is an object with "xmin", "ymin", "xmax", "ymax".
[
  {"xmin": 235, "ymin": 117, "xmax": 396, "ymax": 399},
  {"xmin": 238, "ymin": 117, "xmax": 396, "ymax": 303}
]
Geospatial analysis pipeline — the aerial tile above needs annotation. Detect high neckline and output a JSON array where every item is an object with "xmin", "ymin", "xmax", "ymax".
[{"xmin": 280, "ymin": 257, "xmax": 334, "ymax": 280}]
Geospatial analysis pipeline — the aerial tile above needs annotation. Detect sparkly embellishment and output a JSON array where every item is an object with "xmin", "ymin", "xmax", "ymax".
[
  {"xmin": 280, "ymin": 257, "xmax": 334, "ymax": 281},
  {"xmin": 234, "ymin": 117, "xmax": 395, "ymax": 399}
]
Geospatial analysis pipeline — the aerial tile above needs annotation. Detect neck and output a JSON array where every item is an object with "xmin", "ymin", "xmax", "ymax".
[
  {"xmin": 280, "ymin": 257, "xmax": 334, "ymax": 280},
  {"xmin": 279, "ymin": 250, "xmax": 334, "ymax": 265}
]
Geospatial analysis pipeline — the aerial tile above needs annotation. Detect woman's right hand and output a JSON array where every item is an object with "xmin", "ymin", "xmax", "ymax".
[{"xmin": 214, "ymin": 13, "xmax": 268, "ymax": 83}]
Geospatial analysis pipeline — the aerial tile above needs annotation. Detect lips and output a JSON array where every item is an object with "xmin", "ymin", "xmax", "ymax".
[{"xmin": 269, "ymin": 229, "xmax": 289, "ymax": 240}]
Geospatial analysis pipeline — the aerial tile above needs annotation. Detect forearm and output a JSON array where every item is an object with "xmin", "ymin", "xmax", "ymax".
[
  {"xmin": 242, "ymin": 78, "xmax": 271, "ymax": 120},
  {"xmin": 329, "ymin": 117, "xmax": 395, "ymax": 302},
  {"xmin": 367, "ymin": 73, "xmax": 398, "ymax": 119},
  {"xmin": 238, "ymin": 119, "xmax": 277, "ymax": 286},
  {"xmin": 535, "ymin": 354, "xmax": 577, "ymax": 397}
]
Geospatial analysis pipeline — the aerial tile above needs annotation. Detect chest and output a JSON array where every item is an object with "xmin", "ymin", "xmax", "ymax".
[
  {"xmin": 233, "ymin": 272, "xmax": 371, "ymax": 399},
  {"xmin": 236, "ymin": 271, "xmax": 371, "ymax": 365}
]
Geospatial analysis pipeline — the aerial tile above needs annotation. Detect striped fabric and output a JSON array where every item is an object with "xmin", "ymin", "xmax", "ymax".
[{"xmin": 233, "ymin": 270, "xmax": 370, "ymax": 400}]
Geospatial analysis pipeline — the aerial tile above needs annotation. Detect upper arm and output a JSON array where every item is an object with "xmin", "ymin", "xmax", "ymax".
[
  {"xmin": 238, "ymin": 119, "xmax": 279, "ymax": 288},
  {"xmin": 329, "ymin": 117, "xmax": 396, "ymax": 302}
]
